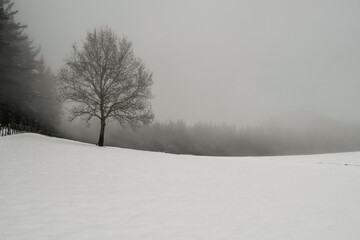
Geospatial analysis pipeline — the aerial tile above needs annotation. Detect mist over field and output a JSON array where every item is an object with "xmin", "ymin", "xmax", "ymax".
[
  {"xmin": 3, "ymin": 0, "xmax": 360, "ymax": 153},
  {"xmin": 59, "ymin": 113, "xmax": 360, "ymax": 156}
]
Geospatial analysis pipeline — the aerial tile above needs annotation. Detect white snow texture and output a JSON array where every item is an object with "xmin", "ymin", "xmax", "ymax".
[{"xmin": 1, "ymin": 133, "xmax": 360, "ymax": 239}]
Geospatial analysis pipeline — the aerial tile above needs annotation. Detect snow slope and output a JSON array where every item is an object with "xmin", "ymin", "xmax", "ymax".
[{"xmin": 1, "ymin": 133, "xmax": 360, "ymax": 240}]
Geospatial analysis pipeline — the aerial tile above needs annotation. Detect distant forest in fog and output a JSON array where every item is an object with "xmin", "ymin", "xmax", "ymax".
[{"xmin": 60, "ymin": 116, "xmax": 360, "ymax": 156}]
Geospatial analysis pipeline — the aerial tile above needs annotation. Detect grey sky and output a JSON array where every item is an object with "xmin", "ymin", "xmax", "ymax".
[{"xmin": 14, "ymin": 0, "xmax": 360, "ymax": 126}]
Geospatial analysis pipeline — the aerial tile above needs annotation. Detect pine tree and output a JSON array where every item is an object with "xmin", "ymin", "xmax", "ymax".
[{"xmin": 0, "ymin": 0, "xmax": 61, "ymax": 133}]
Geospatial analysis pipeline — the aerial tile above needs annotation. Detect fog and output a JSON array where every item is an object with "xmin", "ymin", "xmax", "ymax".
[
  {"xmin": 9, "ymin": 0, "xmax": 360, "ymax": 155},
  {"xmin": 14, "ymin": 0, "xmax": 360, "ymax": 126},
  {"xmin": 58, "ymin": 115, "xmax": 360, "ymax": 156}
]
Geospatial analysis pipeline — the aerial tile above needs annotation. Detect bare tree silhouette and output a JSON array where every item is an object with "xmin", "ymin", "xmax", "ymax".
[{"xmin": 58, "ymin": 27, "xmax": 153, "ymax": 146}]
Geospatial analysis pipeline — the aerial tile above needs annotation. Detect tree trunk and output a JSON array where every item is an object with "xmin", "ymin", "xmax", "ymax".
[{"xmin": 98, "ymin": 119, "xmax": 106, "ymax": 146}]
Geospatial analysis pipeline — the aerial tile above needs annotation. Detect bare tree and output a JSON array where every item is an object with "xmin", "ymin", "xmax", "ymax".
[{"xmin": 58, "ymin": 27, "xmax": 154, "ymax": 146}]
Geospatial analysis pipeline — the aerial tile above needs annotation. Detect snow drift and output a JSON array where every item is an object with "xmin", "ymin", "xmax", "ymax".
[{"xmin": 1, "ymin": 133, "xmax": 360, "ymax": 239}]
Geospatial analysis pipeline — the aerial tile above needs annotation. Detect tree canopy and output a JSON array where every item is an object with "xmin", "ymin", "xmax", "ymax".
[{"xmin": 58, "ymin": 27, "xmax": 154, "ymax": 146}]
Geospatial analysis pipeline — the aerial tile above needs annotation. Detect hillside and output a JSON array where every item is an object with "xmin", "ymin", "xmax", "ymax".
[{"xmin": 1, "ymin": 134, "xmax": 360, "ymax": 239}]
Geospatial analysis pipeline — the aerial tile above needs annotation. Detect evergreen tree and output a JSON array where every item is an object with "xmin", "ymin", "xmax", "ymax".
[{"xmin": 0, "ymin": 0, "xmax": 61, "ymax": 133}]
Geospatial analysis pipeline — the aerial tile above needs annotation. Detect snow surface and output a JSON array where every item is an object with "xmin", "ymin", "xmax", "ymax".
[{"xmin": 1, "ymin": 133, "xmax": 360, "ymax": 240}]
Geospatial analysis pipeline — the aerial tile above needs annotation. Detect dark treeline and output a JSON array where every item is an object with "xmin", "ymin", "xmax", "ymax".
[
  {"xmin": 107, "ymin": 121, "xmax": 264, "ymax": 156},
  {"xmin": 60, "ymin": 116, "xmax": 360, "ymax": 156},
  {"xmin": 0, "ymin": 0, "xmax": 61, "ymax": 134},
  {"xmin": 107, "ymin": 118, "xmax": 360, "ymax": 156}
]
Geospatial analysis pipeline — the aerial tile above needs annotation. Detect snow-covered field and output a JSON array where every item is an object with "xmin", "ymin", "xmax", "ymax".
[{"xmin": 1, "ymin": 134, "xmax": 360, "ymax": 240}]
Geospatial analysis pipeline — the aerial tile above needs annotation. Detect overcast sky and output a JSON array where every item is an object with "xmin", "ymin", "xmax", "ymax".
[{"xmin": 14, "ymin": 0, "xmax": 360, "ymax": 126}]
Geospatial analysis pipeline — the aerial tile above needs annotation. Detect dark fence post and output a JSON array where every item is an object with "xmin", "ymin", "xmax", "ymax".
[{"xmin": 0, "ymin": 123, "xmax": 37, "ymax": 137}]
